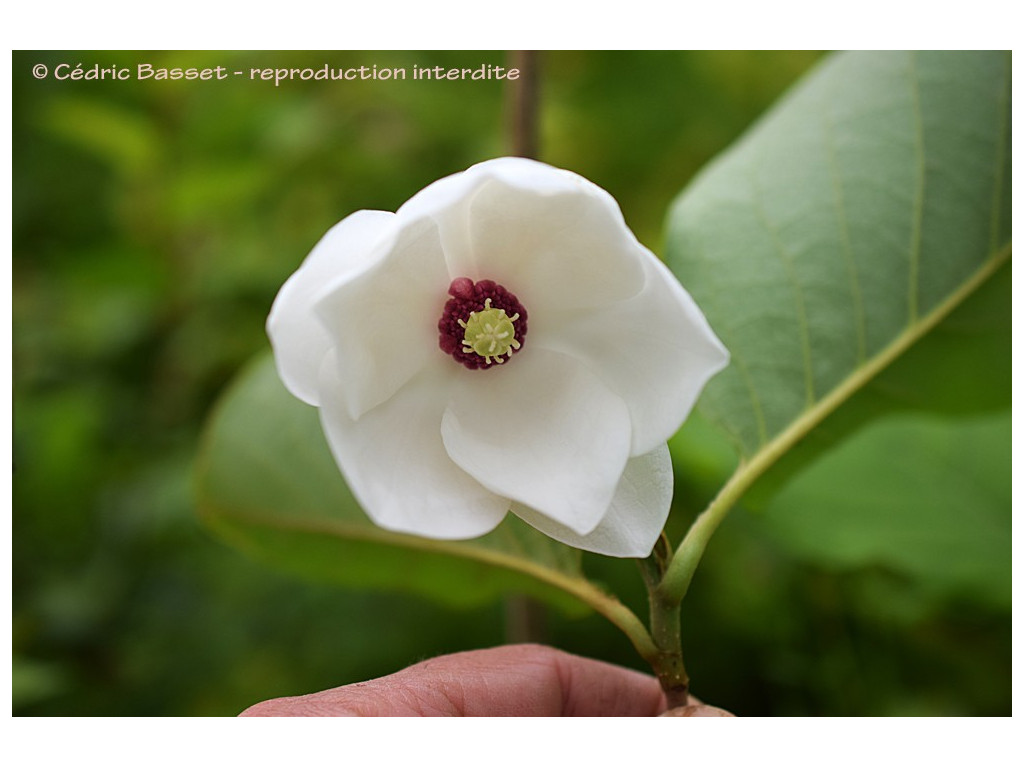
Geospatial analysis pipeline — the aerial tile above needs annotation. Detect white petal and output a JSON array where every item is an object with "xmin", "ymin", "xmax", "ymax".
[
  {"xmin": 267, "ymin": 210, "xmax": 396, "ymax": 406},
  {"xmin": 464, "ymin": 171, "xmax": 646, "ymax": 313},
  {"xmin": 314, "ymin": 217, "xmax": 452, "ymax": 420},
  {"xmin": 397, "ymin": 158, "xmax": 645, "ymax": 310},
  {"xmin": 317, "ymin": 353, "xmax": 510, "ymax": 539},
  {"xmin": 440, "ymin": 348, "xmax": 632, "ymax": 537},
  {"xmin": 534, "ymin": 250, "xmax": 729, "ymax": 455},
  {"xmin": 396, "ymin": 158, "xmax": 585, "ymax": 273},
  {"xmin": 511, "ymin": 444, "xmax": 673, "ymax": 558}
]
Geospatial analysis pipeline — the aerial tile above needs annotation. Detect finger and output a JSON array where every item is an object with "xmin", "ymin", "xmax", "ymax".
[{"xmin": 239, "ymin": 643, "xmax": 667, "ymax": 717}]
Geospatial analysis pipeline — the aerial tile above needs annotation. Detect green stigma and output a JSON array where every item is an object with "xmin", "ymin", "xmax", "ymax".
[{"xmin": 458, "ymin": 298, "xmax": 521, "ymax": 365}]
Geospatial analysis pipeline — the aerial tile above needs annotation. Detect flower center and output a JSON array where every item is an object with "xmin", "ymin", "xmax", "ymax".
[
  {"xmin": 459, "ymin": 298, "xmax": 520, "ymax": 364},
  {"xmin": 438, "ymin": 278, "xmax": 528, "ymax": 370}
]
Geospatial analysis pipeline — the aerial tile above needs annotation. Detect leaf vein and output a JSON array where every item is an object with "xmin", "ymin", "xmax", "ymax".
[
  {"xmin": 988, "ymin": 52, "xmax": 1011, "ymax": 255},
  {"xmin": 907, "ymin": 51, "xmax": 926, "ymax": 322},
  {"xmin": 684, "ymin": 220, "xmax": 767, "ymax": 452},
  {"xmin": 822, "ymin": 107, "xmax": 868, "ymax": 363},
  {"xmin": 749, "ymin": 167, "xmax": 817, "ymax": 408}
]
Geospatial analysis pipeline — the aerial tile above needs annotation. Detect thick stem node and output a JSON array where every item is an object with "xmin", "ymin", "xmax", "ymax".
[{"xmin": 639, "ymin": 547, "xmax": 689, "ymax": 708}]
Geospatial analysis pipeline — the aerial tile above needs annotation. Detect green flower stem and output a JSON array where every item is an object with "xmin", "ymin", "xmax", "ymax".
[
  {"xmin": 659, "ymin": 463, "xmax": 754, "ymax": 606},
  {"xmin": 637, "ymin": 536, "xmax": 689, "ymax": 708}
]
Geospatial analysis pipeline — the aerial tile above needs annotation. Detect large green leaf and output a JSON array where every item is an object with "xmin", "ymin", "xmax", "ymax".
[
  {"xmin": 666, "ymin": 51, "xmax": 1011, "ymax": 503},
  {"xmin": 196, "ymin": 354, "xmax": 602, "ymax": 616},
  {"xmin": 759, "ymin": 410, "xmax": 1011, "ymax": 609}
]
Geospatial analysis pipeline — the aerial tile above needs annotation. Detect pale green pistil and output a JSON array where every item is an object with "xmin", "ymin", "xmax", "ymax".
[{"xmin": 458, "ymin": 298, "xmax": 521, "ymax": 365}]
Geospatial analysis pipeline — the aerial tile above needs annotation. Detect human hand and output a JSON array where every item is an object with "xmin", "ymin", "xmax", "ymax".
[{"xmin": 239, "ymin": 644, "xmax": 733, "ymax": 717}]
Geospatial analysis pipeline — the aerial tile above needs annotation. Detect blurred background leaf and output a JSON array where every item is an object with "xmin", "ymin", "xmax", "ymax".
[
  {"xmin": 13, "ymin": 50, "xmax": 1008, "ymax": 716},
  {"xmin": 758, "ymin": 410, "xmax": 1010, "ymax": 610}
]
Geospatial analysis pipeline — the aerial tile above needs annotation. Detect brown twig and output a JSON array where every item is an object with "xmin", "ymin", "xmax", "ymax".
[
  {"xmin": 507, "ymin": 51, "xmax": 539, "ymax": 159},
  {"xmin": 502, "ymin": 49, "xmax": 546, "ymax": 644}
]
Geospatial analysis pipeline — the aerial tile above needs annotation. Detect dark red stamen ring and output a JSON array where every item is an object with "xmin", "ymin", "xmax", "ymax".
[{"xmin": 438, "ymin": 278, "xmax": 528, "ymax": 370}]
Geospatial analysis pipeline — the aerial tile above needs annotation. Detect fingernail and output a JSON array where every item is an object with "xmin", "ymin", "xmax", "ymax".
[{"xmin": 659, "ymin": 705, "xmax": 734, "ymax": 717}]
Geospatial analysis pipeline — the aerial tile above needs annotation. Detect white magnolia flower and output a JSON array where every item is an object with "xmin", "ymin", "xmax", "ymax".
[{"xmin": 267, "ymin": 158, "xmax": 728, "ymax": 557}]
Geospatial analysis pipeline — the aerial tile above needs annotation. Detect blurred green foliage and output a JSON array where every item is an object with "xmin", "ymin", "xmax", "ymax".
[{"xmin": 13, "ymin": 50, "xmax": 1008, "ymax": 716}]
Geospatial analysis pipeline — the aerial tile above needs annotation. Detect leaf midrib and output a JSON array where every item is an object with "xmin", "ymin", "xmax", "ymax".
[
  {"xmin": 200, "ymin": 499, "xmax": 660, "ymax": 660},
  {"xmin": 662, "ymin": 242, "xmax": 1010, "ymax": 603},
  {"xmin": 734, "ymin": 241, "xmax": 1009, "ymax": 493}
]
